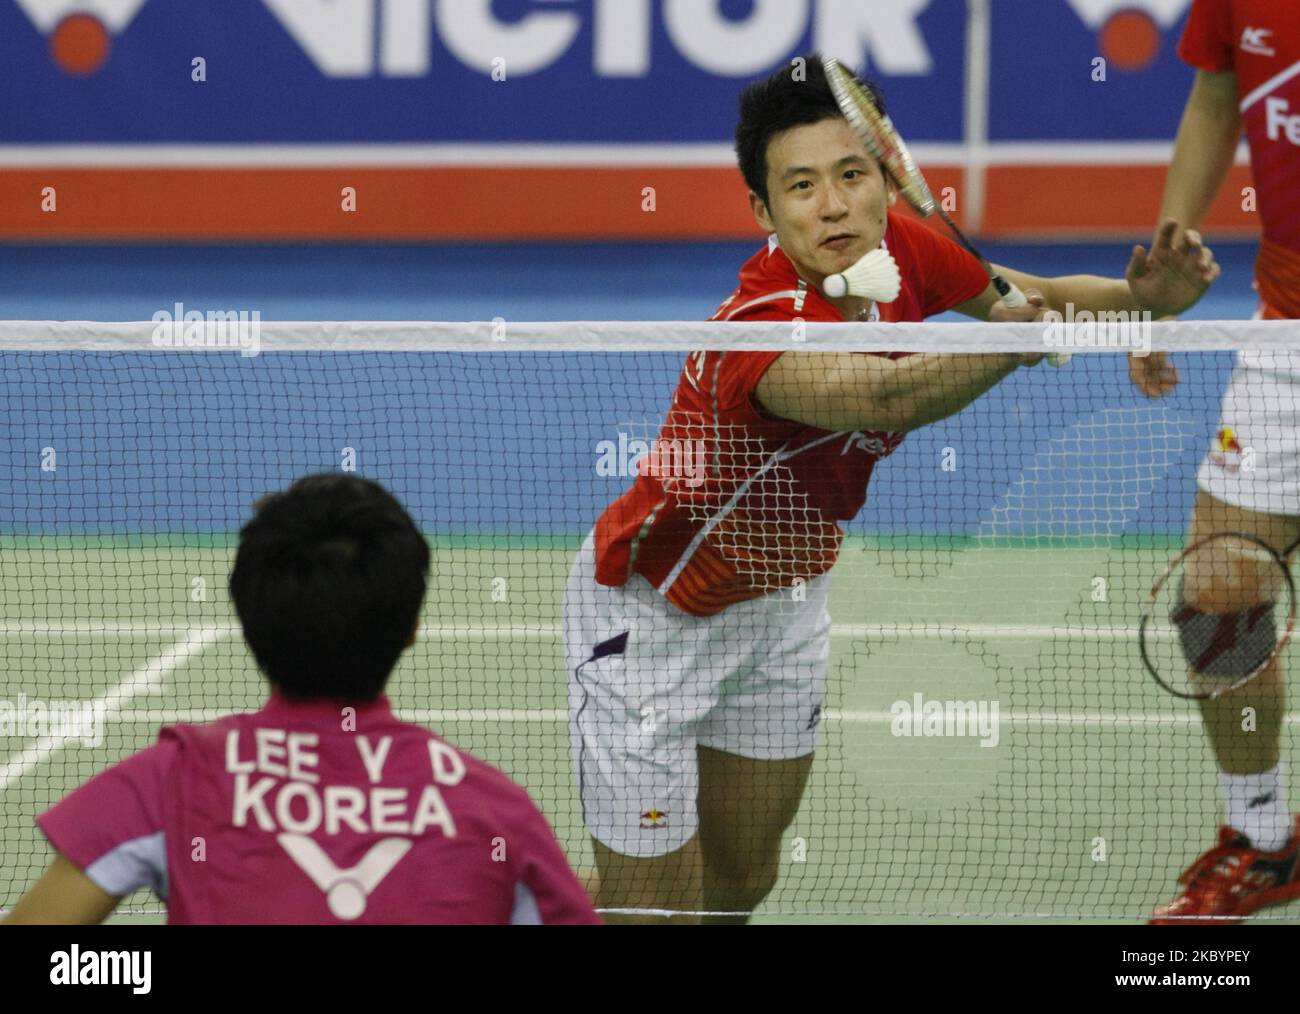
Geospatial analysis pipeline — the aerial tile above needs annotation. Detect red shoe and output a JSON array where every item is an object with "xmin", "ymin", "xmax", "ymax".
[{"xmin": 1150, "ymin": 818, "xmax": 1300, "ymax": 924}]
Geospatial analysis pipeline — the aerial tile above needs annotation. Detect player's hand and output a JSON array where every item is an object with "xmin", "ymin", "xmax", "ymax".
[
  {"xmin": 1128, "ymin": 350, "xmax": 1179, "ymax": 398},
  {"xmin": 987, "ymin": 288, "xmax": 1049, "ymax": 366},
  {"xmin": 987, "ymin": 287, "xmax": 1050, "ymax": 324},
  {"xmin": 1126, "ymin": 219, "xmax": 1221, "ymax": 317}
]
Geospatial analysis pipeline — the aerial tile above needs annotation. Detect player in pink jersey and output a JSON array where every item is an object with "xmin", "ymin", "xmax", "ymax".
[
  {"xmin": 1140, "ymin": 0, "xmax": 1300, "ymax": 924},
  {"xmin": 5, "ymin": 474, "xmax": 599, "ymax": 925},
  {"xmin": 568, "ymin": 55, "xmax": 1220, "ymax": 924}
]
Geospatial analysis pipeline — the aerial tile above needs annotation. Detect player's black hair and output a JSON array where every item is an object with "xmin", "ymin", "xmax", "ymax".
[
  {"xmin": 735, "ymin": 53, "xmax": 887, "ymax": 208},
  {"xmin": 230, "ymin": 473, "xmax": 430, "ymax": 701}
]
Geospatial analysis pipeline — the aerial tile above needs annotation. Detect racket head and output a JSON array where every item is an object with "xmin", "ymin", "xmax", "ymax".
[
  {"xmin": 1139, "ymin": 531, "xmax": 1296, "ymax": 700},
  {"xmin": 821, "ymin": 57, "xmax": 935, "ymax": 216}
]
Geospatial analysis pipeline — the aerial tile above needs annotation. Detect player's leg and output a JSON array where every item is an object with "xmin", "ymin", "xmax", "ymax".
[
  {"xmin": 590, "ymin": 836, "xmax": 703, "ymax": 925},
  {"xmin": 695, "ymin": 572, "xmax": 830, "ymax": 924},
  {"xmin": 696, "ymin": 747, "xmax": 814, "ymax": 924},
  {"xmin": 563, "ymin": 533, "xmax": 728, "ymax": 924},
  {"xmin": 1152, "ymin": 363, "xmax": 1300, "ymax": 921},
  {"xmin": 1185, "ymin": 489, "xmax": 1298, "ymax": 841}
]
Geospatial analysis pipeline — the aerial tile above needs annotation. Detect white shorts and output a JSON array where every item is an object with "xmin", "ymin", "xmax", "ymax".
[
  {"xmin": 564, "ymin": 531, "xmax": 830, "ymax": 858},
  {"xmin": 1196, "ymin": 352, "xmax": 1300, "ymax": 517}
]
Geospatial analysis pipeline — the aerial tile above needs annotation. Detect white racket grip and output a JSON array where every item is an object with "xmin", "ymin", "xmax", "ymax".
[
  {"xmin": 1000, "ymin": 278, "xmax": 1071, "ymax": 367},
  {"xmin": 998, "ymin": 280, "xmax": 1028, "ymax": 308}
]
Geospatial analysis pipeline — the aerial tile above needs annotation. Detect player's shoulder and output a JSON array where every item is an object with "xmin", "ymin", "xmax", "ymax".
[
  {"xmin": 711, "ymin": 235, "xmax": 838, "ymax": 322},
  {"xmin": 884, "ymin": 208, "xmax": 945, "ymax": 254}
]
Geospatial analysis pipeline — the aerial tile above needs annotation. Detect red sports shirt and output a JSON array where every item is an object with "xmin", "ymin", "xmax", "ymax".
[
  {"xmin": 593, "ymin": 211, "xmax": 989, "ymax": 616},
  {"xmin": 1180, "ymin": 0, "xmax": 1300, "ymax": 317}
]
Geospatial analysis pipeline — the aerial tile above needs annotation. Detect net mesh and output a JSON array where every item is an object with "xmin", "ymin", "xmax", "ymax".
[{"xmin": 2, "ymin": 320, "xmax": 1299, "ymax": 922}]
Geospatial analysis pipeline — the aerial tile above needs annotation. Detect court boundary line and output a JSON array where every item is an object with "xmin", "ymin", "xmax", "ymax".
[{"xmin": 0, "ymin": 627, "xmax": 228, "ymax": 786}]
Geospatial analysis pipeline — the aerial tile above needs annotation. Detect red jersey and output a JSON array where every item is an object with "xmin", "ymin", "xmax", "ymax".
[
  {"xmin": 37, "ymin": 693, "xmax": 600, "ymax": 924},
  {"xmin": 593, "ymin": 211, "xmax": 989, "ymax": 616},
  {"xmin": 1180, "ymin": 0, "xmax": 1300, "ymax": 317}
]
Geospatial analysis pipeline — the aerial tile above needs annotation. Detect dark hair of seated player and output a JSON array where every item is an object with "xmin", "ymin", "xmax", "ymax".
[
  {"xmin": 229, "ymin": 473, "xmax": 430, "ymax": 701},
  {"xmin": 734, "ymin": 51, "xmax": 888, "ymax": 209}
]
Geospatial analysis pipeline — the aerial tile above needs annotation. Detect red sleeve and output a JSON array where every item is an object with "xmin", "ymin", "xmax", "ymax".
[
  {"xmin": 716, "ymin": 293, "xmax": 844, "ymax": 410},
  {"xmin": 1178, "ymin": 0, "xmax": 1234, "ymax": 72},
  {"xmin": 711, "ymin": 350, "xmax": 784, "ymax": 412},
  {"xmin": 888, "ymin": 214, "xmax": 990, "ymax": 317},
  {"xmin": 515, "ymin": 801, "xmax": 602, "ymax": 925},
  {"xmin": 36, "ymin": 740, "xmax": 173, "ymax": 895}
]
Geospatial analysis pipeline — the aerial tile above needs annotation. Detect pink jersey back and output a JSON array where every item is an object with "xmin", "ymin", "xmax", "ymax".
[{"xmin": 38, "ymin": 694, "xmax": 599, "ymax": 924}]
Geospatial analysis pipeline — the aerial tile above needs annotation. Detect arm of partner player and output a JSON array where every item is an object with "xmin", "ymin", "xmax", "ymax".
[
  {"xmin": 2, "ymin": 853, "xmax": 122, "ymax": 925},
  {"xmin": 755, "ymin": 351, "xmax": 1042, "ymax": 434},
  {"xmin": 952, "ymin": 220, "xmax": 1221, "ymax": 322},
  {"xmin": 1127, "ymin": 69, "xmax": 1240, "ymax": 398},
  {"xmin": 1159, "ymin": 68, "xmax": 1242, "ymax": 240}
]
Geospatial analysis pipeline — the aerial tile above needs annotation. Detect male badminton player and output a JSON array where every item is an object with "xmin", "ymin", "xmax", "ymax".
[
  {"xmin": 565, "ymin": 55, "xmax": 1220, "ymax": 923},
  {"xmin": 1141, "ymin": 0, "xmax": 1300, "ymax": 924},
  {"xmin": 6, "ymin": 475, "xmax": 599, "ymax": 925}
]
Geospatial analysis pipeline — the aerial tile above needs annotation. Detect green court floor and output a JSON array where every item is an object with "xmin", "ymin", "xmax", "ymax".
[{"xmin": 3, "ymin": 536, "xmax": 1297, "ymax": 923}]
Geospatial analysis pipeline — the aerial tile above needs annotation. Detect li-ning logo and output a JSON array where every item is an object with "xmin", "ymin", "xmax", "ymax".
[{"xmin": 1241, "ymin": 27, "xmax": 1276, "ymax": 57}]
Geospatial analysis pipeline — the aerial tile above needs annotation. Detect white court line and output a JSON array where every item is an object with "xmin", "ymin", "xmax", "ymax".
[
  {"xmin": 0, "ymin": 621, "xmax": 1161, "ymax": 641},
  {"xmin": 0, "ymin": 628, "xmax": 227, "ymax": 787}
]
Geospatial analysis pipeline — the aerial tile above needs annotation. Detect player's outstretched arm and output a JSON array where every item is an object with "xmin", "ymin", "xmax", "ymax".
[
  {"xmin": 958, "ymin": 223, "xmax": 1219, "ymax": 323},
  {"xmin": 2, "ymin": 853, "xmax": 121, "ymax": 925},
  {"xmin": 756, "ymin": 350, "xmax": 1043, "ymax": 434}
]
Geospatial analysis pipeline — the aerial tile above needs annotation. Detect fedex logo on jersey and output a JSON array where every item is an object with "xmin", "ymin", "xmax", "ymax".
[
  {"xmin": 16, "ymin": 0, "xmax": 942, "ymax": 78},
  {"xmin": 1265, "ymin": 98, "xmax": 1300, "ymax": 146}
]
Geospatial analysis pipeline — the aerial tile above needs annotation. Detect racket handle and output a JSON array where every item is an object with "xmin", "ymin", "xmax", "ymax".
[
  {"xmin": 996, "ymin": 276, "xmax": 1072, "ymax": 368},
  {"xmin": 995, "ymin": 277, "xmax": 1028, "ymax": 308}
]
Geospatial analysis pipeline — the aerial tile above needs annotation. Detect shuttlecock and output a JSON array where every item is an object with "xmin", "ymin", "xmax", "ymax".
[{"xmin": 822, "ymin": 248, "xmax": 901, "ymax": 303}]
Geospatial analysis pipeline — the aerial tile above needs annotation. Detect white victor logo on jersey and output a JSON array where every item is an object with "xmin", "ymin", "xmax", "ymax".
[
  {"xmin": 1266, "ymin": 97, "xmax": 1300, "ymax": 145},
  {"xmin": 278, "ymin": 834, "xmax": 412, "ymax": 920},
  {"xmin": 224, "ymin": 728, "xmax": 468, "ymax": 918},
  {"xmin": 1241, "ymin": 27, "xmax": 1276, "ymax": 57}
]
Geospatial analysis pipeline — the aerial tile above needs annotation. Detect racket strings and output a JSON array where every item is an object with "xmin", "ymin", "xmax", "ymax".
[{"xmin": 1143, "ymin": 535, "xmax": 1296, "ymax": 698}]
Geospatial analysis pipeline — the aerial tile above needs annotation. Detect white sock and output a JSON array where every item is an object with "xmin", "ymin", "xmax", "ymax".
[{"xmin": 1219, "ymin": 766, "xmax": 1292, "ymax": 851}]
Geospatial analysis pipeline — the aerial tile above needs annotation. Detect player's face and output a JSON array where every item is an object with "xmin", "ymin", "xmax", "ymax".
[{"xmin": 752, "ymin": 117, "xmax": 895, "ymax": 291}]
